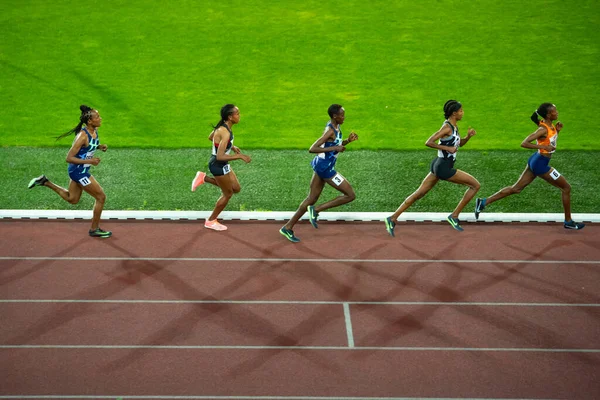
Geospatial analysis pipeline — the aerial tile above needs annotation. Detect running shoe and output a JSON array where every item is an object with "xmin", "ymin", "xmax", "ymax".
[
  {"xmin": 205, "ymin": 219, "xmax": 227, "ymax": 231},
  {"xmin": 279, "ymin": 226, "xmax": 300, "ymax": 243},
  {"xmin": 191, "ymin": 171, "xmax": 206, "ymax": 192},
  {"xmin": 446, "ymin": 215, "xmax": 464, "ymax": 232},
  {"xmin": 564, "ymin": 220, "xmax": 585, "ymax": 230},
  {"xmin": 474, "ymin": 197, "xmax": 486, "ymax": 220},
  {"xmin": 384, "ymin": 217, "xmax": 396, "ymax": 237},
  {"xmin": 307, "ymin": 205, "xmax": 319, "ymax": 229},
  {"xmin": 28, "ymin": 174, "xmax": 48, "ymax": 189},
  {"xmin": 89, "ymin": 228, "xmax": 112, "ymax": 238}
]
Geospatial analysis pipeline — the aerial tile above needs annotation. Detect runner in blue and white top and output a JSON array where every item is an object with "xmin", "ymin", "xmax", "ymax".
[
  {"xmin": 27, "ymin": 105, "xmax": 111, "ymax": 238},
  {"xmin": 279, "ymin": 104, "xmax": 359, "ymax": 243},
  {"xmin": 384, "ymin": 100, "xmax": 480, "ymax": 235}
]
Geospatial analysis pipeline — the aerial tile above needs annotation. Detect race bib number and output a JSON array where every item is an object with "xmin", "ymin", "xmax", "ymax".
[
  {"xmin": 549, "ymin": 169, "xmax": 561, "ymax": 181},
  {"xmin": 223, "ymin": 164, "xmax": 231, "ymax": 174},
  {"xmin": 331, "ymin": 173, "xmax": 345, "ymax": 186},
  {"xmin": 78, "ymin": 176, "xmax": 91, "ymax": 186}
]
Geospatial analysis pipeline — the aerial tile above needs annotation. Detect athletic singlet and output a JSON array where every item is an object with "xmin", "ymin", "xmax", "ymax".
[
  {"xmin": 315, "ymin": 122, "xmax": 343, "ymax": 164},
  {"xmin": 68, "ymin": 127, "xmax": 99, "ymax": 173},
  {"xmin": 537, "ymin": 121, "xmax": 558, "ymax": 155},
  {"xmin": 437, "ymin": 120, "xmax": 460, "ymax": 161},
  {"xmin": 212, "ymin": 124, "xmax": 234, "ymax": 156}
]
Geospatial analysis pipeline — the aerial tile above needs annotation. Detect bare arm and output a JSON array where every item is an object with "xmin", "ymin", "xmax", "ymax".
[
  {"xmin": 342, "ymin": 131, "xmax": 359, "ymax": 146},
  {"xmin": 215, "ymin": 128, "xmax": 251, "ymax": 163},
  {"xmin": 521, "ymin": 126, "xmax": 554, "ymax": 152},
  {"xmin": 425, "ymin": 125, "xmax": 456, "ymax": 153},
  {"xmin": 309, "ymin": 128, "xmax": 345, "ymax": 154},
  {"xmin": 459, "ymin": 127, "xmax": 476, "ymax": 147}
]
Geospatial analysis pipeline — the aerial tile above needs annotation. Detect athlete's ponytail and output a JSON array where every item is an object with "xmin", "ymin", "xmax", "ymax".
[
  {"xmin": 56, "ymin": 105, "xmax": 94, "ymax": 140},
  {"xmin": 530, "ymin": 103, "xmax": 554, "ymax": 126},
  {"xmin": 443, "ymin": 100, "xmax": 462, "ymax": 119},
  {"xmin": 211, "ymin": 104, "xmax": 237, "ymax": 131}
]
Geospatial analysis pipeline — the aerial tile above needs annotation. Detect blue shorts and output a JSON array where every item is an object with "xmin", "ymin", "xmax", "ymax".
[
  {"xmin": 527, "ymin": 152, "xmax": 551, "ymax": 176},
  {"xmin": 311, "ymin": 158, "xmax": 337, "ymax": 179},
  {"xmin": 68, "ymin": 167, "xmax": 93, "ymax": 187}
]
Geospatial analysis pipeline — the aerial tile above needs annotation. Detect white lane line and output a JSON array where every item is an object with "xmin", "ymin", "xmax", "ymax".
[
  {"xmin": 0, "ymin": 396, "xmax": 555, "ymax": 399},
  {"xmin": 0, "ymin": 345, "xmax": 598, "ymax": 352},
  {"xmin": 1, "ymin": 256, "xmax": 599, "ymax": 264},
  {"xmin": 1, "ymin": 299, "xmax": 599, "ymax": 307},
  {"xmin": 343, "ymin": 303, "xmax": 355, "ymax": 348}
]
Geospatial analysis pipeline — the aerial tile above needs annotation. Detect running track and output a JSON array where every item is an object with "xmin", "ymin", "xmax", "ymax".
[{"xmin": 1, "ymin": 219, "xmax": 599, "ymax": 399}]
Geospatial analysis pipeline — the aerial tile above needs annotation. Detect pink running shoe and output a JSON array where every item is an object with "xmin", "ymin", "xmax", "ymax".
[
  {"xmin": 191, "ymin": 171, "xmax": 206, "ymax": 192},
  {"xmin": 204, "ymin": 219, "xmax": 227, "ymax": 231}
]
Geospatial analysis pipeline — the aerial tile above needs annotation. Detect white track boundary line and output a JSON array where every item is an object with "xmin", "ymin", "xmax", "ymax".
[
  {"xmin": 1, "ymin": 299, "xmax": 599, "ymax": 307},
  {"xmin": 0, "ymin": 396, "xmax": 554, "ymax": 400},
  {"xmin": 1, "ymin": 256, "xmax": 599, "ymax": 264},
  {"xmin": 343, "ymin": 303, "xmax": 355, "ymax": 348},
  {"xmin": 1, "ymin": 209, "xmax": 599, "ymax": 223},
  {"xmin": 0, "ymin": 344, "xmax": 598, "ymax": 353}
]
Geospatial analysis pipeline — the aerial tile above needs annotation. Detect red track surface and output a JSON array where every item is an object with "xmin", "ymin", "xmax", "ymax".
[{"xmin": 1, "ymin": 219, "xmax": 599, "ymax": 399}]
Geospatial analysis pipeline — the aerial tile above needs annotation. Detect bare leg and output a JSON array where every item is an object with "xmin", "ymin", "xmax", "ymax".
[
  {"xmin": 81, "ymin": 176, "xmax": 107, "ymax": 230},
  {"xmin": 44, "ymin": 179, "xmax": 83, "ymax": 205},
  {"xmin": 283, "ymin": 174, "xmax": 325, "ymax": 230},
  {"xmin": 485, "ymin": 165, "xmax": 536, "ymax": 206},
  {"xmin": 446, "ymin": 170, "xmax": 481, "ymax": 218},
  {"xmin": 390, "ymin": 173, "xmax": 439, "ymax": 222},
  {"xmin": 207, "ymin": 172, "xmax": 240, "ymax": 221},
  {"xmin": 539, "ymin": 169, "xmax": 572, "ymax": 221},
  {"xmin": 313, "ymin": 175, "xmax": 356, "ymax": 212}
]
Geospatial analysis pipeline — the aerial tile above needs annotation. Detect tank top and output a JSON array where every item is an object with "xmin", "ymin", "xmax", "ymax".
[
  {"xmin": 437, "ymin": 120, "xmax": 460, "ymax": 161},
  {"xmin": 537, "ymin": 121, "xmax": 558, "ymax": 155},
  {"xmin": 212, "ymin": 124, "xmax": 234, "ymax": 156},
  {"xmin": 68, "ymin": 127, "xmax": 99, "ymax": 172}
]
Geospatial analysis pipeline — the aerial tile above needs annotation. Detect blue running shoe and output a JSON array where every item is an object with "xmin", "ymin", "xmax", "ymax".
[
  {"xmin": 447, "ymin": 215, "xmax": 464, "ymax": 232},
  {"xmin": 564, "ymin": 220, "xmax": 585, "ymax": 230},
  {"xmin": 307, "ymin": 205, "xmax": 318, "ymax": 229},
  {"xmin": 475, "ymin": 197, "xmax": 486, "ymax": 220},
  {"xmin": 384, "ymin": 217, "xmax": 396, "ymax": 237},
  {"xmin": 279, "ymin": 226, "xmax": 300, "ymax": 242}
]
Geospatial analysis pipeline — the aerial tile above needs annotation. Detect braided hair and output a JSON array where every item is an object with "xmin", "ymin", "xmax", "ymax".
[
  {"xmin": 211, "ymin": 104, "xmax": 237, "ymax": 131},
  {"xmin": 56, "ymin": 105, "xmax": 95, "ymax": 140},
  {"xmin": 530, "ymin": 103, "xmax": 554, "ymax": 126},
  {"xmin": 443, "ymin": 100, "xmax": 462, "ymax": 119}
]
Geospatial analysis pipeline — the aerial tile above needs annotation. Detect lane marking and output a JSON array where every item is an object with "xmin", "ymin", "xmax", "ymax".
[
  {"xmin": 0, "ymin": 396, "xmax": 557, "ymax": 399},
  {"xmin": 343, "ymin": 303, "xmax": 355, "ymax": 348},
  {"xmin": 1, "ymin": 256, "xmax": 599, "ymax": 264},
  {"xmin": 1, "ymin": 299, "xmax": 599, "ymax": 307},
  {"xmin": 0, "ymin": 344, "xmax": 598, "ymax": 353}
]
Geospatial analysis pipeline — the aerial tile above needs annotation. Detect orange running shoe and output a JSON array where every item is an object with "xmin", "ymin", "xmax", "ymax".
[
  {"xmin": 191, "ymin": 171, "xmax": 206, "ymax": 192},
  {"xmin": 204, "ymin": 219, "xmax": 227, "ymax": 231}
]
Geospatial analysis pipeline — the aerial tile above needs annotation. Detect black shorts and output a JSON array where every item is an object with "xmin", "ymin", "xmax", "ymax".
[
  {"xmin": 208, "ymin": 155, "xmax": 231, "ymax": 176},
  {"xmin": 430, "ymin": 157, "xmax": 456, "ymax": 180}
]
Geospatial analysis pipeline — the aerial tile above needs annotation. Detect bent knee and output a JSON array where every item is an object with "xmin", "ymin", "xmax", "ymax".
[
  {"xmin": 346, "ymin": 191, "xmax": 356, "ymax": 202},
  {"xmin": 232, "ymin": 186, "xmax": 241, "ymax": 194}
]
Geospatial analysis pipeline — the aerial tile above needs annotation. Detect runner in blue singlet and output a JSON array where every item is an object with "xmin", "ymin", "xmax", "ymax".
[
  {"xmin": 27, "ymin": 105, "xmax": 111, "ymax": 237},
  {"xmin": 280, "ymin": 104, "xmax": 359, "ymax": 243}
]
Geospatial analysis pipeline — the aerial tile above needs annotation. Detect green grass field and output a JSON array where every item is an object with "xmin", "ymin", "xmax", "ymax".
[
  {"xmin": 1, "ymin": 0, "xmax": 598, "ymax": 149},
  {"xmin": 2, "ymin": 148, "xmax": 598, "ymax": 213},
  {"xmin": 1, "ymin": 1, "xmax": 598, "ymax": 213}
]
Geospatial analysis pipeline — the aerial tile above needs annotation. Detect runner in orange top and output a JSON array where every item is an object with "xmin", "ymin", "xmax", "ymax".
[{"xmin": 475, "ymin": 103, "xmax": 585, "ymax": 230}]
